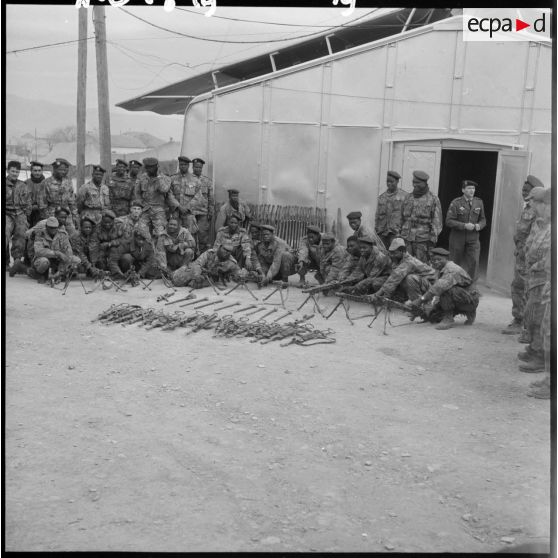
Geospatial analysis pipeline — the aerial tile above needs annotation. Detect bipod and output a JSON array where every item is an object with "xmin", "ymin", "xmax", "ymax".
[
  {"xmin": 262, "ymin": 281, "xmax": 288, "ymax": 308},
  {"xmin": 101, "ymin": 272, "xmax": 127, "ymax": 292},
  {"xmin": 297, "ymin": 291, "xmax": 324, "ymax": 317},
  {"xmin": 203, "ymin": 273, "xmax": 224, "ymax": 296},
  {"xmin": 367, "ymin": 304, "xmax": 393, "ymax": 335},
  {"xmin": 324, "ymin": 297, "xmax": 354, "ymax": 325},
  {"xmin": 223, "ymin": 279, "xmax": 259, "ymax": 301}
]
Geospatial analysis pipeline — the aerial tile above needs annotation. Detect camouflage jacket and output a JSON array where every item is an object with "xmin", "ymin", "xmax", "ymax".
[
  {"xmin": 401, "ymin": 190, "xmax": 443, "ymax": 243},
  {"xmin": 254, "ymin": 238, "xmax": 289, "ymax": 278},
  {"xmin": 77, "ymin": 180, "xmax": 111, "ymax": 212},
  {"xmin": 170, "ymin": 172, "xmax": 197, "ymax": 213},
  {"xmin": 347, "ymin": 246, "xmax": 392, "ymax": 283},
  {"xmin": 33, "ymin": 228, "xmax": 73, "ymax": 260},
  {"xmin": 426, "ymin": 261, "xmax": 472, "ymax": 298},
  {"xmin": 318, "ymin": 243, "xmax": 348, "ymax": 284},
  {"xmin": 375, "ymin": 188, "xmax": 408, "ymax": 236},
  {"xmin": 214, "ymin": 226, "xmax": 251, "ymax": 258},
  {"xmin": 120, "ymin": 237, "xmax": 158, "ymax": 277},
  {"xmin": 338, "ymin": 251, "xmax": 360, "ymax": 281},
  {"xmin": 70, "ymin": 231, "xmax": 95, "ymax": 269},
  {"xmin": 513, "ymin": 201, "xmax": 537, "ymax": 255},
  {"xmin": 116, "ymin": 215, "xmax": 151, "ymax": 243},
  {"xmin": 192, "ymin": 248, "xmax": 240, "ymax": 279},
  {"xmin": 37, "ymin": 176, "xmax": 77, "ymax": 215},
  {"xmin": 133, "ymin": 173, "xmax": 178, "ymax": 210},
  {"xmin": 214, "ymin": 200, "xmax": 251, "ymax": 230},
  {"xmin": 297, "ymin": 235, "xmax": 321, "ymax": 265},
  {"xmin": 187, "ymin": 174, "xmax": 214, "ymax": 217},
  {"xmin": 25, "ymin": 176, "xmax": 45, "ymax": 209},
  {"xmin": 5, "ymin": 176, "xmax": 31, "ymax": 216},
  {"xmin": 89, "ymin": 221, "xmax": 125, "ymax": 263},
  {"xmin": 156, "ymin": 227, "xmax": 196, "ymax": 268},
  {"xmin": 109, "ymin": 175, "xmax": 134, "ymax": 205},
  {"xmin": 525, "ymin": 219, "xmax": 551, "ymax": 290},
  {"xmin": 376, "ymin": 253, "xmax": 436, "ymax": 298}
]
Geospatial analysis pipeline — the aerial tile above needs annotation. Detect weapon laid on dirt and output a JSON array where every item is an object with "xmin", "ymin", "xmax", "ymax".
[
  {"xmin": 100, "ymin": 304, "xmax": 142, "ymax": 324},
  {"xmin": 193, "ymin": 298, "xmax": 223, "ymax": 310},
  {"xmin": 233, "ymin": 304, "xmax": 258, "ymax": 314},
  {"xmin": 212, "ymin": 301, "xmax": 242, "ymax": 312},
  {"xmin": 272, "ymin": 310, "xmax": 292, "ymax": 323},
  {"xmin": 243, "ymin": 306, "xmax": 268, "ymax": 318},
  {"xmin": 262, "ymin": 280, "xmax": 289, "ymax": 308},
  {"xmin": 91, "ymin": 303, "xmax": 129, "ymax": 323},
  {"xmin": 185, "ymin": 313, "xmax": 220, "ymax": 335},
  {"xmin": 180, "ymin": 296, "xmax": 208, "ymax": 308},
  {"xmin": 165, "ymin": 292, "xmax": 196, "ymax": 305},
  {"xmin": 157, "ymin": 291, "xmax": 176, "ymax": 303}
]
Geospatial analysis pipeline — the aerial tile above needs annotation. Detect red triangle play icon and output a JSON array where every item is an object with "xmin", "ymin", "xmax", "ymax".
[{"xmin": 516, "ymin": 19, "xmax": 530, "ymax": 31}]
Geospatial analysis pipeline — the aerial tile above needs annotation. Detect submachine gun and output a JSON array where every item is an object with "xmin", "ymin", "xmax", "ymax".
[{"xmin": 298, "ymin": 279, "xmax": 356, "ymax": 316}]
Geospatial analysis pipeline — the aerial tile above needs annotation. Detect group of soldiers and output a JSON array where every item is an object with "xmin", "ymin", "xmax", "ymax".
[{"xmin": 5, "ymin": 159, "xmax": 551, "ymax": 397}]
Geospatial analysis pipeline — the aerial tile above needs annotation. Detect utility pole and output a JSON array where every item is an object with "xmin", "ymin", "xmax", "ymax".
[
  {"xmin": 93, "ymin": 5, "xmax": 111, "ymax": 173},
  {"xmin": 76, "ymin": 6, "xmax": 88, "ymax": 190}
]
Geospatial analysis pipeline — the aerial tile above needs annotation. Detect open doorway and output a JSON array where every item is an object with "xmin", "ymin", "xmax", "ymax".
[{"xmin": 437, "ymin": 149, "xmax": 499, "ymax": 278}]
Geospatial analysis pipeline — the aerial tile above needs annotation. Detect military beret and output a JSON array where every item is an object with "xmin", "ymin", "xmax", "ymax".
[
  {"xmin": 358, "ymin": 236, "xmax": 376, "ymax": 245},
  {"xmin": 525, "ymin": 175, "xmax": 544, "ymax": 189},
  {"xmin": 462, "ymin": 180, "xmax": 478, "ymax": 188},
  {"xmin": 306, "ymin": 225, "xmax": 321, "ymax": 234},
  {"xmin": 221, "ymin": 241, "xmax": 234, "ymax": 251},
  {"xmin": 54, "ymin": 158, "xmax": 71, "ymax": 167},
  {"xmin": 249, "ymin": 222, "xmax": 261, "ymax": 229},
  {"xmin": 102, "ymin": 209, "xmax": 116, "ymax": 220},
  {"xmin": 526, "ymin": 186, "xmax": 549, "ymax": 204},
  {"xmin": 129, "ymin": 160, "xmax": 142, "ymax": 167},
  {"xmin": 178, "ymin": 156, "xmax": 191, "ymax": 163},
  {"xmin": 228, "ymin": 211, "xmax": 243, "ymax": 221},
  {"xmin": 346, "ymin": 235, "xmax": 359, "ymax": 242},
  {"xmin": 346, "ymin": 211, "xmax": 362, "ymax": 220},
  {"xmin": 130, "ymin": 200, "xmax": 143, "ymax": 208},
  {"xmin": 142, "ymin": 157, "xmax": 159, "ymax": 167},
  {"xmin": 388, "ymin": 237, "xmax": 407, "ymax": 251},
  {"xmin": 228, "ymin": 188, "xmax": 239, "ymax": 195},
  {"xmin": 92, "ymin": 165, "xmax": 106, "ymax": 173},
  {"xmin": 54, "ymin": 207, "xmax": 69, "ymax": 216},
  {"xmin": 431, "ymin": 247, "xmax": 450, "ymax": 257},
  {"xmin": 387, "ymin": 170, "xmax": 401, "ymax": 179},
  {"xmin": 80, "ymin": 216, "xmax": 96, "ymax": 227},
  {"xmin": 115, "ymin": 159, "xmax": 128, "ymax": 167},
  {"xmin": 46, "ymin": 217, "xmax": 59, "ymax": 227},
  {"xmin": 260, "ymin": 224, "xmax": 275, "ymax": 233},
  {"xmin": 321, "ymin": 232, "xmax": 336, "ymax": 241},
  {"xmin": 29, "ymin": 161, "xmax": 44, "ymax": 168},
  {"xmin": 7, "ymin": 160, "xmax": 21, "ymax": 170},
  {"xmin": 192, "ymin": 157, "xmax": 205, "ymax": 165},
  {"xmin": 413, "ymin": 170, "xmax": 429, "ymax": 182}
]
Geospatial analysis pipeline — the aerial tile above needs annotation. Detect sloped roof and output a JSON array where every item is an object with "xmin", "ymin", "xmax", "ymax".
[
  {"xmin": 118, "ymin": 141, "xmax": 182, "ymax": 163},
  {"xmin": 44, "ymin": 141, "xmax": 101, "ymax": 166},
  {"xmin": 117, "ymin": 8, "xmax": 453, "ymax": 115}
]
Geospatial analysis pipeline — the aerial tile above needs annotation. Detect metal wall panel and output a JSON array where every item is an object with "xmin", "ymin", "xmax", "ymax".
[
  {"xmin": 459, "ymin": 42, "xmax": 527, "ymax": 132},
  {"xmin": 182, "ymin": 101, "xmax": 208, "ymax": 157},
  {"xmin": 215, "ymin": 86, "xmax": 263, "ymax": 122},
  {"xmin": 269, "ymin": 68, "xmax": 323, "ymax": 123},
  {"xmin": 531, "ymin": 46, "xmax": 552, "ymax": 132},
  {"xmin": 528, "ymin": 134, "xmax": 552, "ymax": 187},
  {"xmin": 212, "ymin": 121, "xmax": 262, "ymax": 204},
  {"xmin": 391, "ymin": 31, "xmax": 454, "ymax": 129},
  {"xmin": 401, "ymin": 144, "xmax": 441, "ymax": 194},
  {"xmin": 267, "ymin": 123, "xmax": 320, "ymax": 206}
]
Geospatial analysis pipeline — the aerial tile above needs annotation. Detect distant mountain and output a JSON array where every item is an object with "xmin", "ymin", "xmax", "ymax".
[
  {"xmin": 123, "ymin": 131, "xmax": 166, "ymax": 149},
  {"xmin": 5, "ymin": 94, "xmax": 183, "ymax": 142}
]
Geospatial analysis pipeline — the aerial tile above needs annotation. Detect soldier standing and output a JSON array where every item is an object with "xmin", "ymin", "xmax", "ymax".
[
  {"xmin": 214, "ymin": 188, "xmax": 252, "ymax": 231},
  {"xmin": 77, "ymin": 165, "xmax": 111, "ymax": 225},
  {"xmin": 400, "ymin": 170, "xmax": 443, "ymax": 263},
  {"xmin": 375, "ymin": 170, "xmax": 407, "ymax": 250},
  {"xmin": 170, "ymin": 156, "xmax": 198, "ymax": 233},
  {"xmin": 25, "ymin": 161, "xmax": 47, "ymax": 227},
  {"xmin": 445, "ymin": 179, "xmax": 486, "ymax": 282},
  {"xmin": 189, "ymin": 157, "xmax": 215, "ymax": 253},
  {"xmin": 109, "ymin": 159, "xmax": 133, "ymax": 217}
]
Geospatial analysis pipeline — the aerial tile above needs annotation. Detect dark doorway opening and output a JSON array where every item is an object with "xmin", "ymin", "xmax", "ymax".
[{"xmin": 438, "ymin": 149, "xmax": 499, "ymax": 278}]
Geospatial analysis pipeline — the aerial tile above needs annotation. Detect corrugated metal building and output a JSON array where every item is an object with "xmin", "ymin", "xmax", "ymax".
[{"xmin": 118, "ymin": 9, "xmax": 552, "ymax": 292}]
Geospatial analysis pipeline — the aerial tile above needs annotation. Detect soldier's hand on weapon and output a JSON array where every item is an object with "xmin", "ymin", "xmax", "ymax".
[
  {"xmin": 55, "ymin": 251, "xmax": 69, "ymax": 263},
  {"xmin": 260, "ymin": 275, "xmax": 271, "ymax": 287},
  {"xmin": 407, "ymin": 298, "xmax": 423, "ymax": 310},
  {"xmin": 245, "ymin": 259, "xmax": 254, "ymax": 272},
  {"xmin": 90, "ymin": 266, "xmax": 102, "ymax": 279}
]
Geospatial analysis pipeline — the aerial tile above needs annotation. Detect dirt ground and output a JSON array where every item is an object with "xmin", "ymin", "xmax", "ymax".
[{"xmin": 4, "ymin": 272, "xmax": 552, "ymax": 552}]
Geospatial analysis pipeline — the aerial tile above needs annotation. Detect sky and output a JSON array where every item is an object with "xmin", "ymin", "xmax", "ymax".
[{"xmin": 6, "ymin": 4, "xmax": 381, "ymax": 111}]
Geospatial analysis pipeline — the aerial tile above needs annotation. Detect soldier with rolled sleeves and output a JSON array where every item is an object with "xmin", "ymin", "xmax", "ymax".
[
  {"xmin": 172, "ymin": 242, "xmax": 241, "ymax": 288},
  {"xmin": 254, "ymin": 224, "xmax": 296, "ymax": 286},
  {"xmin": 133, "ymin": 157, "xmax": 179, "ymax": 239},
  {"xmin": 70, "ymin": 216, "xmax": 101, "ymax": 278},
  {"xmin": 368, "ymin": 237, "xmax": 437, "ymax": 303},
  {"xmin": 400, "ymin": 170, "xmax": 443, "ymax": 264},
  {"xmin": 5, "ymin": 160, "xmax": 31, "ymax": 271},
  {"xmin": 119, "ymin": 228, "xmax": 161, "ymax": 280},
  {"xmin": 116, "ymin": 200, "xmax": 151, "ymax": 244},
  {"xmin": 170, "ymin": 156, "xmax": 198, "ymax": 233},
  {"xmin": 89, "ymin": 209, "xmax": 126, "ymax": 278},
  {"xmin": 408, "ymin": 247, "xmax": 480, "ymax": 330},
  {"xmin": 156, "ymin": 217, "xmax": 196, "ymax": 274},
  {"xmin": 315, "ymin": 232, "xmax": 347, "ymax": 285},
  {"xmin": 338, "ymin": 235, "xmax": 361, "ymax": 282},
  {"xmin": 214, "ymin": 188, "xmax": 252, "ymax": 231},
  {"xmin": 188, "ymin": 157, "xmax": 215, "ymax": 253},
  {"xmin": 517, "ymin": 187, "xmax": 551, "ymax": 374},
  {"xmin": 77, "ymin": 165, "xmax": 111, "ymax": 225},
  {"xmin": 31, "ymin": 216, "xmax": 79, "ymax": 283},
  {"xmin": 445, "ymin": 179, "xmax": 486, "ymax": 282},
  {"xmin": 25, "ymin": 161, "xmax": 47, "ymax": 227},
  {"xmin": 213, "ymin": 212, "xmax": 252, "ymax": 270},
  {"xmin": 296, "ymin": 225, "xmax": 322, "ymax": 286},
  {"xmin": 109, "ymin": 159, "xmax": 133, "ymax": 217},
  {"xmin": 375, "ymin": 170, "xmax": 407, "ymax": 250},
  {"xmin": 346, "ymin": 211, "xmax": 386, "ymax": 253},
  {"xmin": 37, "ymin": 159, "xmax": 78, "ymax": 234},
  {"xmin": 502, "ymin": 175, "xmax": 542, "ymax": 335},
  {"xmin": 342, "ymin": 236, "xmax": 392, "ymax": 295}
]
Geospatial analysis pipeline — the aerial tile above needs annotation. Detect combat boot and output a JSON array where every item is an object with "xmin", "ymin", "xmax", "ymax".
[
  {"xmin": 464, "ymin": 309, "xmax": 476, "ymax": 325},
  {"xmin": 26, "ymin": 267, "xmax": 38, "ymax": 280},
  {"xmin": 518, "ymin": 358, "xmax": 545, "ymax": 373},
  {"xmin": 518, "ymin": 329, "xmax": 530, "ymax": 344},
  {"xmin": 8, "ymin": 260, "xmax": 28, "ymax": 277},
  {"xmin": 435, "ymin": 315, "xmax": 455, "ymax": 330},
  {"xmin": 517, "ymin": 347, "xmax": 535, "ymax": 361},
  {"xmin": 527, "ymin": 376, "xmax": 550, "ymax": 399},
  {"xmin": 501, "ymin": 319, "xmax": 522, "ymax": 335}
]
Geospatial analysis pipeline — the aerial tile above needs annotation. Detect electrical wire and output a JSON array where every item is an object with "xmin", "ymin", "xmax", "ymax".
[{"xmin": 6, "ymin": 36, "xmax": 95, "ymax": 55}]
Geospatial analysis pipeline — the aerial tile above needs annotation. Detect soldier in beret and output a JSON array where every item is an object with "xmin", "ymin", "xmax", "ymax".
[
  {"xmin": 375, "ymin": 170, "xmax": 408, "ymax": 250},
  {"xmin": 346, "ymin": 210, "xmax": 387, "ymax": 254},
  {"xmin": 315, "ymin": 232, "xmax": 347, "ymax": 285},
  {"xmin": 170, "ymin": 156, "xmax": 198, "ymax": 235},
  {"xmin": 253, "ymin": 224, "xmax": 296, "ymax": 286},
  {"xmin": 128, "ymin": 160, "xmax": 142, "ymax": 183},
  {"xmin": 502, "ymin": 175, "xmax": 543, "ymax": 336},
  {"xmin": 213, "ymin": 212, "xmax": 252, "ymax": 271},
  {"xmin": 155, "ymin": 217, "xmax": 196, "ymax": 274},
  {"xmin": 5, "ymin": 160, "xmax": 31, "ymax": 271},
  {"xmin": 338, "ymin": 235, "xmax": 361, "ymax": 282},
  {"xmin": 108, "ymin": 159, "xmax": 133, "ymax": 217},
  {"xmin": 70, "ymin": 216, "xmax": 101, "ymax": 278},
  {"xmin": 133, "ymin": 157, "xmax": 179, "ymax": 239},
  {"xmin": 25, "ymin": 161, "xmax": 46, "ymax": 227},
  {"xmin": 400, "ymin": 170, "xmax": 443, "ymax": 264},
  {"xmin": 445, "ymin": 179, "xmax": 486, "ymax": 282},
  {"xmin": 89, "ymin": 209, "xmax": 127, "ymax": 278},
  {"xmin": 296, "ymin": 224, "xmax": 322, "ymax": 287},
  {"xmin": 408, "ymin": 247, "xmax": 480, "ymax": 330},
  {"xmin": 77, "ymin": 165, "xmax": 111, "ymax": 225},
  {"xmin": 214, "ymin": 188, "xmax": 251, "ymax": 231},
  {"xmin": 188, "ymin": 157, "xmax": 215, "ymax": 253}
]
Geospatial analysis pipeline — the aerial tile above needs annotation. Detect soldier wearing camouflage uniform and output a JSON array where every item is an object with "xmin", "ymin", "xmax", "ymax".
[
  {"xmin": 188, "ymin": 157, "xmax": 215, "ymax": 253},
  {"xmin": 70, "ymin": 216, "xmax": 100, "ymax": 277},
  {"xmin": 375, "ymin": 170, "xmax": 407, "ymax": 250},
  {"xmin": 116, "ymin": 200, "xmax": 151, "ymax": 244},
  {"xmin": 502, "ymin": 176, "xmax": 541, "ymax": 335},
  {"xmin": 5, "ymin": 160, "xmax": 31, "ymax": 270},
  {"xmin": 400, "ymin": 170, "xmax": 443, "ymax": 264},
  {"xmin": 25, "ymin": 161, "xmax": 47, "ymax": 227},
  {"xmin": 89, "ymin": 210, "xmax": 126, "ymax": 278},
  {"xmin": 170, "ymin": 156, "xmax": 198, "ymax": 234},
  {"xmin": 296, "ymin": 225, "xmax": 322, "ymax": 286},
  {"xmin": 77, "ymin": 165, "xmax": 111, "ymax": 225},
  {"xmin": 214, "ymin": 188, "xmax": 252, "ymax": 231},
  {"xmin": 213, "ymin": 213, "xmax": 252, "ymax": 270},
  {"xmin": 119, "ymin": 228, "xmax": 161, "ymax": 279},
  {"xmin": 254, "ymin": 224, "xmax": 296, "ymax": 286},
  {"xmin": 338, "ymin": 235, "xmax": 361, "ymax": 282},
  {"xmin": 346, "ymin": 211, "xmax": 387, "ymax": 254},
  {"xmin": 109, "ymin": 159, "xmax": 134, "ymax": 217},
  {"xmin": 156, "ymin": 218, "xmax": 196, "ymax": 273},
  {"xmin": 315, "ymin": 233, "xmax": 348, "ymax": 285}
]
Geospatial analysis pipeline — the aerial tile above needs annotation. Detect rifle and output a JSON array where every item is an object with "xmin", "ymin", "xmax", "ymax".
[
  {"xmin": 301, "ymin": 278, "xmax": 356, "ymax": 295},
  {"xmin": 91, "ymin": 303, "xmax": 129, "ymax": 323},
  {"xmin": 223, "ymin": 275, "xmax": 259, "ymax": 301}
]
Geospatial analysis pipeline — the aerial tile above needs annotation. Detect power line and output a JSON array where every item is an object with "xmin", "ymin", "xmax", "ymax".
[
  {"xmin": 6, "ymin": 36, "xmax": 95, "ymax": 55},
  {"xmin": 119, "ymin": 7, "xmax": 378, "ymax": 45}
]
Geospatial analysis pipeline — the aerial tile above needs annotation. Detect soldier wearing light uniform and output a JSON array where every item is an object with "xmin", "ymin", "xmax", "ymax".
[
  {"xmin": 188, "ymin": 157, "xmax": 215, "ymax": 253},
  {"xmin": 375, "ymin": 170, "xmax": 407, "ymax": 250},
  {"xmin": 109, "ymin": 159, "xmax": 133, "ymax": 217},
  {"xmin": 400, "ymin": 170, "xmax": 443, "ymax": 263},
  {"xmin": 445, "ymin": 179, "xmax": 486, "ymax": 282},
  {"xmin": 77, "ymin": 165, "xmax": 111, "ymax": 225}
]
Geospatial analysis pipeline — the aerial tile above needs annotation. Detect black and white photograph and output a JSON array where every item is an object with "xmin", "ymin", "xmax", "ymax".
[{"xmin": 4, "ymin": 2, "xmax": 554, "ymax": 553}]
